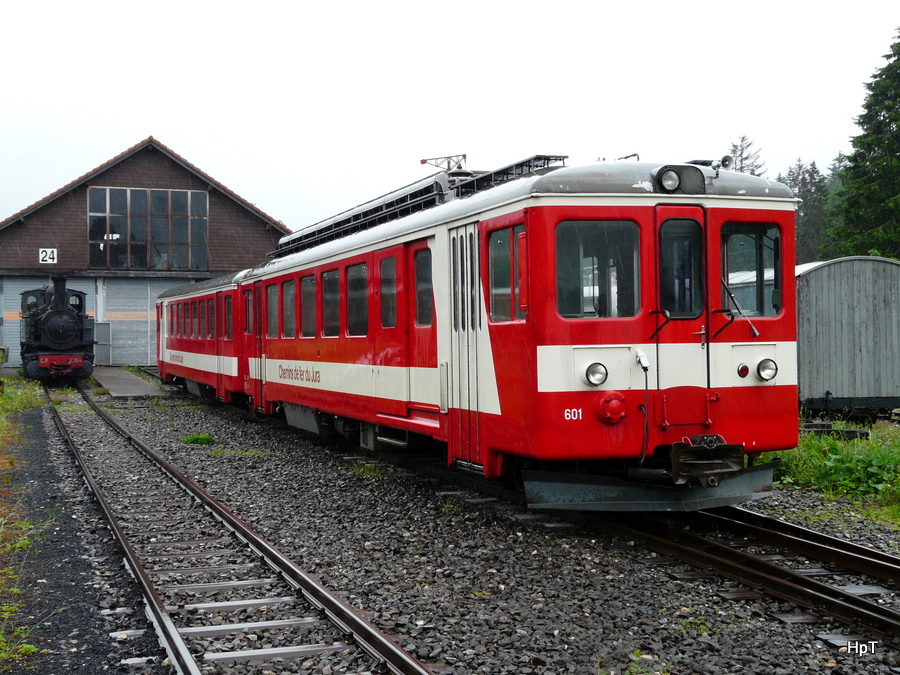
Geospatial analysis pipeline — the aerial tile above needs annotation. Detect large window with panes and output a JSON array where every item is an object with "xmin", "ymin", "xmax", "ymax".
[{"xmin": 88, "ymin": 187, "xmax": 208, "ymax": 271}]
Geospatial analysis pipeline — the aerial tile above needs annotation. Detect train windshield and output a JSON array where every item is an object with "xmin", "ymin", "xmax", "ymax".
[
  {"xmin": 722, "ymin": 223, "xmax": 781, "ymax": 316},
  {"xmin": 556, "ymin": 220, "xmax": 639, "ymax": 319}
]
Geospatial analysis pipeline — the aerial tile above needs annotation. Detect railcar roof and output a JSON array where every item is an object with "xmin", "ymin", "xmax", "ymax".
[
  {"xmin": 273, "ymin": 159, "xmax": 792, "ymax": 257},
  {"xmin": 530, "ymin": 161, "xmax": 792, "ymax": 198},
  {"xmin": 242, "ymin": 159, "xmax": 794, "ymax": 282},
  {"xmin": 157, "ymin": 269, "xmax": 250, "ymax": 300}
]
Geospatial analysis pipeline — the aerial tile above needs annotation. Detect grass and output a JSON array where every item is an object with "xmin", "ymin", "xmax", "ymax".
[
  {"xmin": 774, "ymin": 421, "xmax": 900, "ymax": 524},
  {"xmin": 348, "ymin": 460, "xmax": 392, "ymax": 481},
  {"xmin": 208, "ymin": 448, "xmax": 272, "ymax": 458},
  {"xmin": 180, "ymin": 432, "xmax": 216, "ymax": 445},
  {"xmin": 0, "ymin": 374, "xmax": 42, "ymax": 666},
  {"xmin": 438, "ymin": 493, "xmax": 461, "ymax": 515}
]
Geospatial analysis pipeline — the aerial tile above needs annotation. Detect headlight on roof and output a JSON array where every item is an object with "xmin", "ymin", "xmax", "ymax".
[
  {"xmin": 756, "ymin": 358, "xmax": 778, "ymax": 381},
  {"xmin": 653, "ymin": 164, "xmax": 705, "ymax": 194},
  {"xmin": 660, "ymin": 168, "xmax": 681, "ymax": 192}
]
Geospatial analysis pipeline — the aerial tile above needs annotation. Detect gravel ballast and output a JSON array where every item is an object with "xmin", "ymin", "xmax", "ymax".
[{"xmin": 8, "ymin": 386, "xmax": 900, "ymax": 674}]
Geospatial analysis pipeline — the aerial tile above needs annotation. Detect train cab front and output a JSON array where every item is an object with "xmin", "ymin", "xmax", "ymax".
[
  {"xmin": 522, "ymin": 375, "xmax": 787, "ymax": 513},
  {"xmin": 518, "ymin": 214, "xmax": 797, "ymax": 510},
  {"xmin": 519, "ymin": 308, "xmax": 794, "ymax": 512}
]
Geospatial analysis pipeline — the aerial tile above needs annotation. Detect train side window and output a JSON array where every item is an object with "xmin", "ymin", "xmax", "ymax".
[
  {"xmin": 489, "ymin": 225, "xmax": 526, "ymax": 322},
  {"xmin": 556, "ymin": 221, "xmax": 639, "ymax": 318},
  {"xmin": 192, "ymin": 301, "xmax": 199, "ymax": 338},
  {"xmin": 244, "ymin": 290, "xmax": 253, "ymax": 334},
  {"xmin": 300, "ymin": 276, "xmax": 316, "ymax": 337},
  {"xmin": 208, "ymin": 299, "xmax": 215, "ymax": 338},
  {"xmin": 489, "ymin": 229, "xmax": 512, "ymax": 321},
  {"xmin": 380, "ymin": 257, "xmax": 397, "ymax": 328},
  {"xmin": 225, "ymin": 296, "xmax": 233, "ymax": 340},
  {"xmin": 266, "ymin": 284, "xmax": 279, "ymax": 338},
  {"xmin": 177, "ymin": 303, "xmax": 183, "ymax": 337},
  {"xmin": 282, "ymin": 280, "xmax": 296, "ymax": 338},
  {"xmin": 659, "ymin": 219, "xmax": 703, "ymax": 318},
  {"xmin": 414, "ymin": 249, "xmax": 433, "ymax": 327},
  {"xmin": 199, "ymin": 300, "xmax": 206, "ymax": 340},
  {"xmin": 722, "ymin": 223, "xmax": 781, "ymax": 316},
  {"xmin": 323, "ymin": 269, "xmax": 340, "ymax": 337},
  {"xmin": 347, "ymin": 263, "xmax": 368, "ymax": 336}
]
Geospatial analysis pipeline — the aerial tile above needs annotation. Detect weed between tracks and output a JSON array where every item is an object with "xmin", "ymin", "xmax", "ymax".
[
  {"xmin": 0, "ymin": 374, "xmax": 42, "ymax": 667},
  {"xmin": 180, "ymin": 432, "xmax": 216, "ymax": 445},
  {"xmin": 208, "ymin": 448, "xmax": 273, "ymax": 458},
  {"xmin": 348, "ymin": 460, "xmax": 393, "ymax": 481}
]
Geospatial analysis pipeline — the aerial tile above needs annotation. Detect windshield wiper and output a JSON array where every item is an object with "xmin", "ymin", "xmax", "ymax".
[{"xmin": 719, "ymin": 277, "xmax": 760, "ymax": 338}]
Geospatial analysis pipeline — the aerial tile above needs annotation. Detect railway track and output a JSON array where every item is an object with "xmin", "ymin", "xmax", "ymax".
[
  {"xmin": 360, "ymin": 436, "xmax": 900, "ymax": 649},
  {"xmin": 588, "ymin": 507, "xmax": 900, "ymax": 648},
  {"xmin": 45, "ymin": 383, "xmax": 435, "ymax": 674},
  {"xmin": 110, "ymin": 372, "xmax": 900, "ymax": 654}
]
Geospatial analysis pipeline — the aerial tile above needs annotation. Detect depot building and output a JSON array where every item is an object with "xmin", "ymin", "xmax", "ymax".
[{"xmin": 0, "ymin": 137, "xmax": 290, "ymax": 368}]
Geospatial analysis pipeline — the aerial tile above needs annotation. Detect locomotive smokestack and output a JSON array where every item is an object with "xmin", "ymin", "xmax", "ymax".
[{"xmin": 50, "ymin": 276, "xmax": 69, "ymax": 310}]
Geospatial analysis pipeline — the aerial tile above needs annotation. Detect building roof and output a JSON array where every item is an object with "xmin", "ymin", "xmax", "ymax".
[{"xmin": 0, "ymin": 136, "xmax": 291, "ymax": 235}]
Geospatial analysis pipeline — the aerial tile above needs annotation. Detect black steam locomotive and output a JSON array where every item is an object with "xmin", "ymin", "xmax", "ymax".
[{"xmin": 20, "ymin": 276, "xmax": 95, "ymax": 379}]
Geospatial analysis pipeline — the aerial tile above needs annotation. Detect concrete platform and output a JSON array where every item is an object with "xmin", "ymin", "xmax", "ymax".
[{"xmin": 92, "ymin": 366, "xmax": 164, "ymax": 399}]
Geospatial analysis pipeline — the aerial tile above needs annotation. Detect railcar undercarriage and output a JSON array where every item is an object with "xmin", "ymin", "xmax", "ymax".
[{"xmin": 523, "ymin": 435, "xmax": 778, "ymax": 512}]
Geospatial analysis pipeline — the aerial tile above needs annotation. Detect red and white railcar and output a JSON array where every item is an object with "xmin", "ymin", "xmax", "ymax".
[
  {"xmin": 157, "ymin": 271, "xmax": 245, "ymax": 402},
  {"xmin": 158, "ymin": 155, "xmax": 798, "ymax": 510}
]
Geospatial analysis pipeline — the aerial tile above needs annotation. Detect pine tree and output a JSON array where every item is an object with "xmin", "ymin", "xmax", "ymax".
[
  {"xmin": 729, "ymin": 135, "xmax": 767, "ymax": 176},
  {"xmin": 821, "ymin": 153, "xmax": 849, "ymax": 259},
  {"xmin": 832, "ymin": 28, "xmax": 900, "ymax": 258},
  {"xmin": 777, "ymin": 160, "xmax": 829, "ymax": 263}
]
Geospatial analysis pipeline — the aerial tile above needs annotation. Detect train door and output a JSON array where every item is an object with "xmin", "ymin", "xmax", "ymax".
[
  {"xmin": 374, "ymin": 247, "xmax": 409, "ymax": 416},
  {"xmin": 155, "ymin": 303, "xmax": 163, "ymax": 365},
  {"xmin": 240, "ymin": 283, "xmax": 264, "ymax": 409},
  {"xmin": 449, "ymin": 223, "xmax": 481, "ymax": 465},
  {"xmin": 654, "ymin": 205, "xmax": 710, "ymax": 390},
  {"xmin": 253, "ymin": 280, "xmax": 267, "ymax": 411},
  {"xmin": 215, "ymin": 292, "xmax": 226, "ymax": 397}
]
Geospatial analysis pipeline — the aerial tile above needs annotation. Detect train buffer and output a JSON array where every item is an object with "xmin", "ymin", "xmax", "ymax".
[{"xmin": 92, "ymin": 366, "xmax": 164, "ymax": 399}]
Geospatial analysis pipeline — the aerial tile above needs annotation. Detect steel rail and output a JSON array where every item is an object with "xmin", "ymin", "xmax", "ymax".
[
  {"xmin": 44, "ymin": 385, "xmax": 203, "ymax": 675},
  {"xmin": 74, "ymin": 383, "xmax": 434, "ymax": 675},
  {"xmin": 591, "ymin": 513, "xmax": 900, "ymax": 646},
  {"xmin": 699, "ymin": 506, "xmax": 900, "ymax": 584}
]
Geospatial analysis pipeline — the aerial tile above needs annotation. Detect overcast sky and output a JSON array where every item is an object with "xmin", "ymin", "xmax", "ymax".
[{"xmin": 1, "ymin": 2, "xmax": 897, "ymax": 233}]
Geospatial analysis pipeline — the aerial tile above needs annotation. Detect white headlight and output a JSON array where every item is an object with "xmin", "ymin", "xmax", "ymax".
[
  {"xmin": 757, "ymin": 358, "xmax": 778, "ymax": 381},
  {"xmin": 660, "ymin": 169, "xmax": 681, "ymax": 192},
  {"xmin": 584, "ymin": 362, "xmax": 609, "ymax": 386}
]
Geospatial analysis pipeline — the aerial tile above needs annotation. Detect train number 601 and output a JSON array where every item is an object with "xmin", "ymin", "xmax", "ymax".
[{"xmin": 564, "ymin": 408, "xmax": 583, "ymax": 420}]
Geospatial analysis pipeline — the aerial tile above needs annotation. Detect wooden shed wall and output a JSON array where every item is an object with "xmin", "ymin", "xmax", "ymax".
[{"xmin": 797, "ymin": 257, "xmax": 900, "ymax": 404}]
